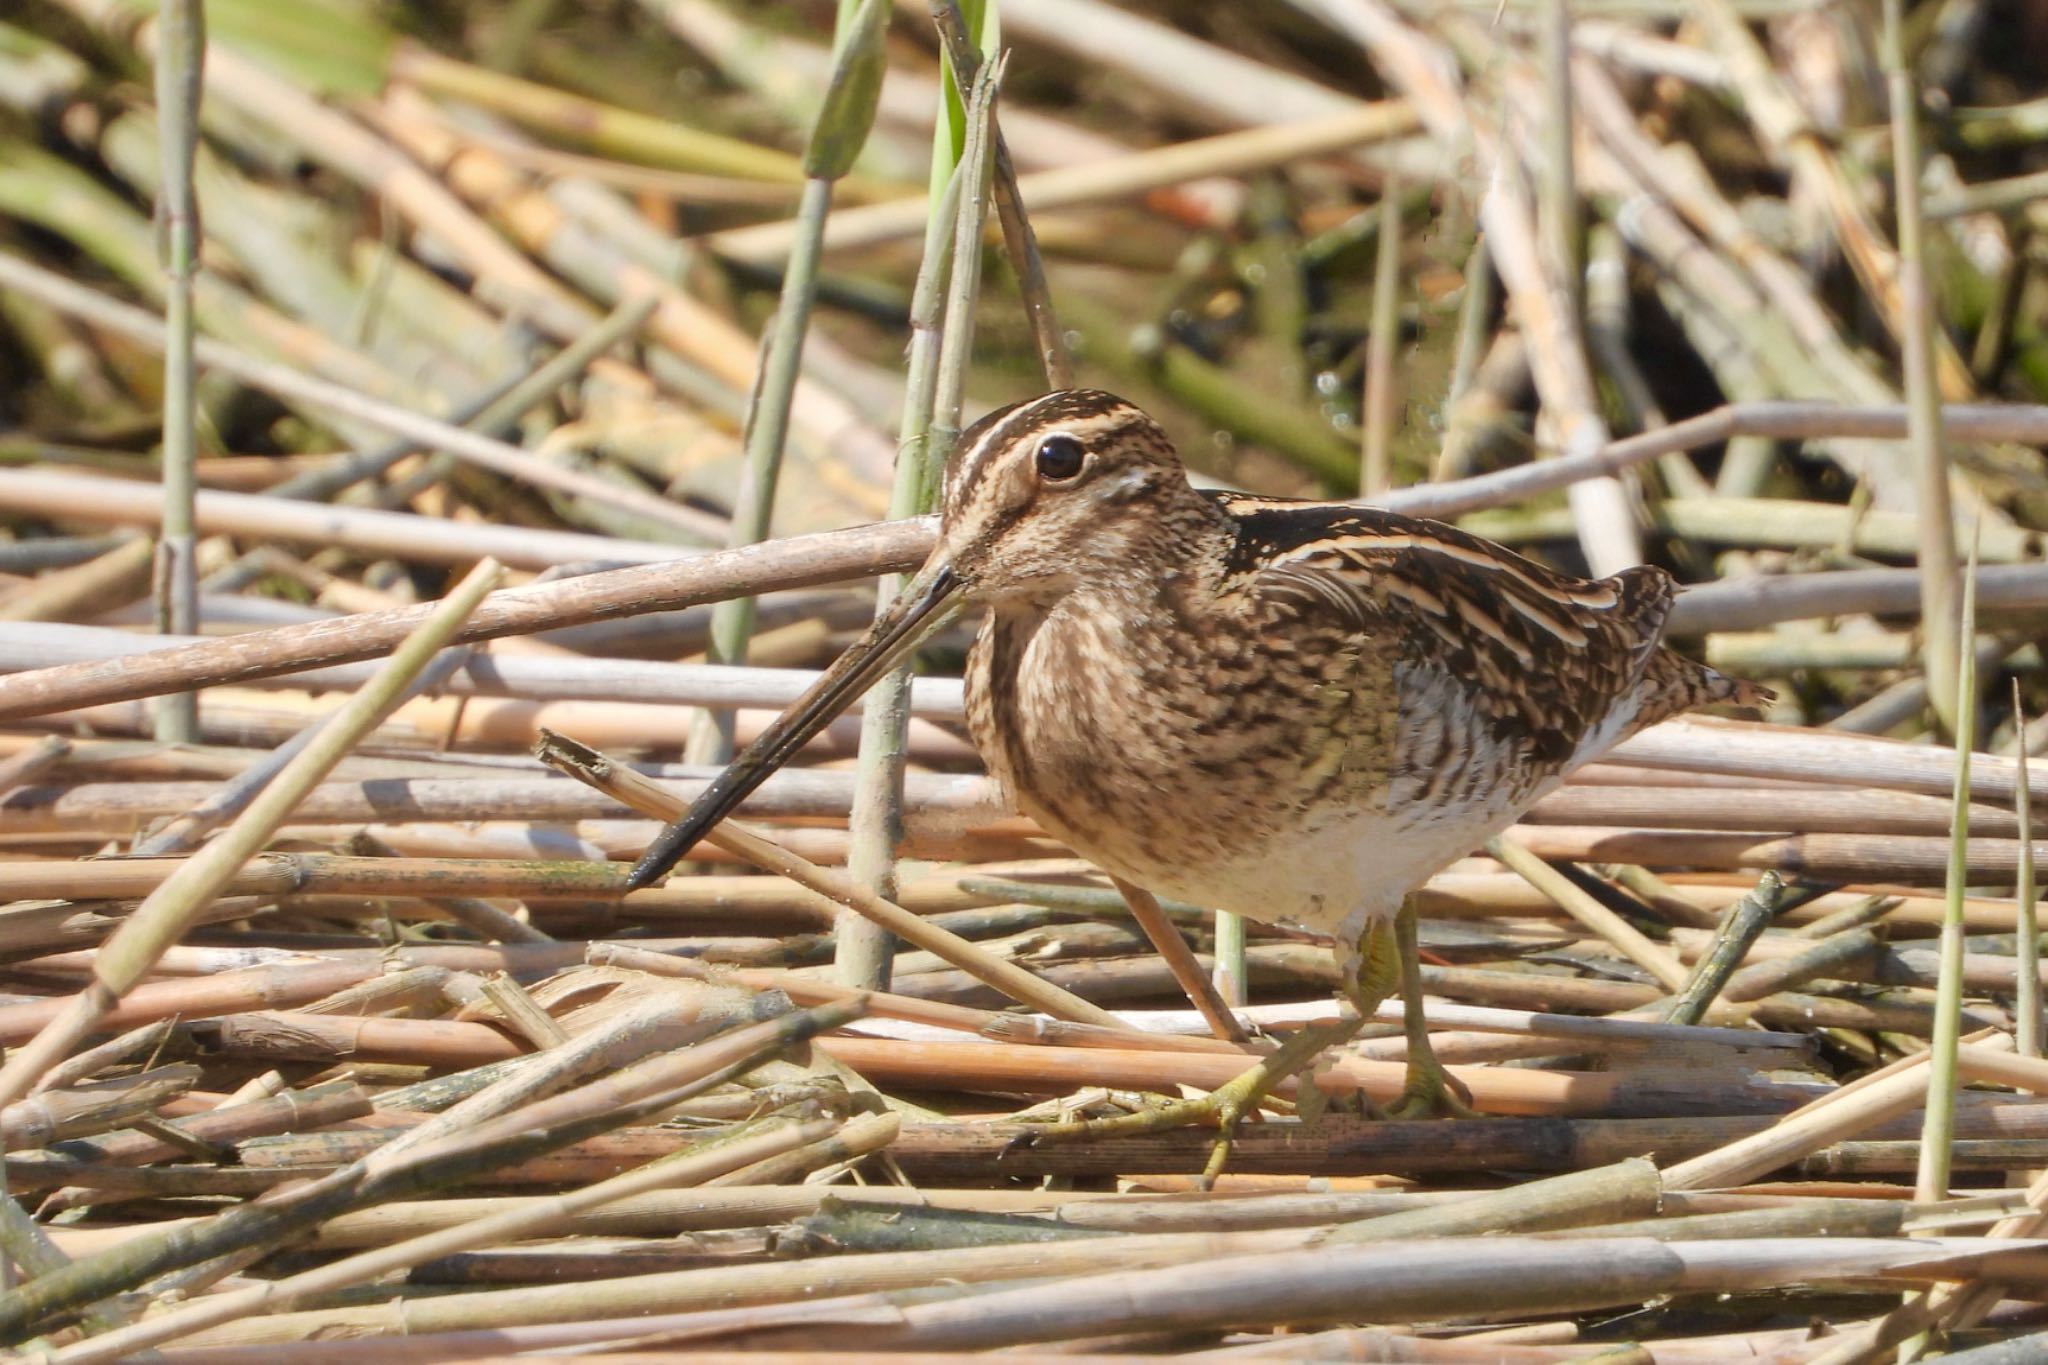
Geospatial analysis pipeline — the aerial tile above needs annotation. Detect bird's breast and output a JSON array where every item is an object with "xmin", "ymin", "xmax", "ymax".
[{"xmin": 967, "ymin": 597, "xmax": 1420, "ymax": 905}]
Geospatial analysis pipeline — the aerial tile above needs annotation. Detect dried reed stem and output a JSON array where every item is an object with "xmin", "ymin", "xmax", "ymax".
[
  {"xmin": 0, "ymin": 560, "xmax": 504, "ymax": 1109},
  {"xmin": 537, "ymin": 728, "xmax": 1126, "ymax": 1028}
]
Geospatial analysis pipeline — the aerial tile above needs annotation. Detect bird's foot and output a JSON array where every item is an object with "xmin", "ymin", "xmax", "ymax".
[
  {"xmin": 1018, "ymin": 1016, "xmax": 1361, "ymax": 1189},
  {"xmin": 1379, "ymin": 1050, "xmax": 1478, "ymax": 1121}
]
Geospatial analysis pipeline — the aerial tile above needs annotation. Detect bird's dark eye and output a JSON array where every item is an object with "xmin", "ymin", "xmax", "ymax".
[{"xmin": 1035, "ymin": 433, "xmax": 1086, "ymax": 481}]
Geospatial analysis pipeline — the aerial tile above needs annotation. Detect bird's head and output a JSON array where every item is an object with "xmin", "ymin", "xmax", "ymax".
[
  {"xmin": 623, "ymin": 390, "xmax": 1204, "ymax": 888},
  {"xmin": 932, "ymin": 389, "xmax": 1201, "ymax": 606}
]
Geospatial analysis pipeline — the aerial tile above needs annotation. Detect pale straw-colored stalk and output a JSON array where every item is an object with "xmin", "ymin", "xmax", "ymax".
[{"xmin": 0, "ymin": 559, "xmax": 504, "ymax": 1110}]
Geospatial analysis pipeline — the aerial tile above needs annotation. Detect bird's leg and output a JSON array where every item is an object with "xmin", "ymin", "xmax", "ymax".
[
  {"xmin": 1377, "ymin": 894, "xmax": 1477, "ymax": 1120},
  {"xmin": 1020, "ymin": 926, "xmax": 1388, "ymax": 1187},
  {"xmin": 1018, "ymin": 902, "xmax": 1470, "ymax": 1180},
  {"xmin": 1021, "ymin": 1012, "xmax": 1364, "ymax": 1187}
]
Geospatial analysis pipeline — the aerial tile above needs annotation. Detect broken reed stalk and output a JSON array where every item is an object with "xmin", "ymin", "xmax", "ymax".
[
  {"xmin": 150, "ymin": 0, "xmax": 203, "ymax": 744},
  {"xmin": 33, "ymin": 1019, "xmax": 177, "ymax": 1095},
  {"xmin": 0, "ymin": 559, "xmax": 504, "ymax": 1111},
  {"xmin": 1660, "ymin": 871, "xmax": 1786, "ymax": 1025},
  {"xmin": 1920, "ymin": 543, "xmax": 1981, "ymax": 1203},
  {"xmin": 535, "ymin": 728, "xmax": 1127, "ymax": 1028},
  {"xmin": 0, "ymin": 734, "xmax": 67, "ymax": 791}
]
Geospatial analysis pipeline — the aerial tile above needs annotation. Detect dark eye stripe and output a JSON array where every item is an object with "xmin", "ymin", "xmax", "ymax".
[
  {"xmin": 947, "ymin": 393, "xmax": 1075, "ymax": 504},
  {"xmin": 945, "ymin": 391, "xmax": 1138, "ymax": 508}
]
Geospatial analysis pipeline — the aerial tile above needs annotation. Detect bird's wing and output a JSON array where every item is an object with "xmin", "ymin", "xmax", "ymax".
[{"xmin": 1220, "ymin": 497, "xmax": 1674, "ymax": 764}]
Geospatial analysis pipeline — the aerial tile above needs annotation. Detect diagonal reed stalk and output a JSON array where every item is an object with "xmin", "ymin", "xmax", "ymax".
[
  {"xmin": 1659, "ymin": 871, "xmax": 1787, "ymax": 1026},
  {"xmin": 269, "ymin": 294, "xmax": 657, "ymax": 505},
  {"xmin": 46, "ymin": 1110, "xmax": 851, "ymax": 1362},
  {"xmin": 0, "ymin": 1000, "xmax": 862, "ymax": 1348},
  {"xmin": 929, "ymin": 0, "xmax": 1071, "ymax": 389},
  {"xmin": 538, "ymin": 728, "xmax": 1124, "ymax": 1028},
  {"xmin": 0, "ymin": 254, "xmax": 721, "ymax": 540}
]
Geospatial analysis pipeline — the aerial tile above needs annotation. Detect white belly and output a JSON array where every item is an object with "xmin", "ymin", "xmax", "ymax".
[
  {"xmin": 1097, "ymin": 741, "xmax": 1591, "ymax": 950},
  {"xmin": 1158, "ymin": 791, "xmax": 1531, "ymax": 934}
]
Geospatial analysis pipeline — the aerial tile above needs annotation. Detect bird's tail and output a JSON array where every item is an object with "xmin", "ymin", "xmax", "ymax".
[{"xmin": 1643, "ymin": 651, "xmax": 1774, "ymax": 722}]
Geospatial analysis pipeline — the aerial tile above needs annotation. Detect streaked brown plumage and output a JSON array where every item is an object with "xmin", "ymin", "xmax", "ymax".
[
  {"xmin": 631, "ymin": 388, "xmax": 1768, "ymax": 1130},
  {"xmin": 949, "ymin": 391, "xmax": 1762, "ymax": 948}
]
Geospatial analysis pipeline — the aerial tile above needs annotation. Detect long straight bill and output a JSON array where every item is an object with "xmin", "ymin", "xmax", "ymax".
[{"xmin": 624, "ymin": 564, "xmax": 963, "ymax": 889}]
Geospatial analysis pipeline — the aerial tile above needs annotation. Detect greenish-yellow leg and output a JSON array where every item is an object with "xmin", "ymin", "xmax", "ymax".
[
  {"xmin": 1375, "ymin": 896, "xmax": 1476, "ymax": 1120},
  {"xmin": 1025, "ymin": 919, "xmax": 1397, "ymax": 1185},
  {"xmin": 1025, "ymin": 897, "xmax": 1469, "ymax": 1186},
  {"xmin": 1026, "ymin": 1008, "xmax": 1368, "ymax": 1188}
]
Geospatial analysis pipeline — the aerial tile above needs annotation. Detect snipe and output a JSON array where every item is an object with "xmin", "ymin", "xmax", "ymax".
[{"xmin": 629, "ymin": 390, "xmax": 1768, "ymax": 1151}]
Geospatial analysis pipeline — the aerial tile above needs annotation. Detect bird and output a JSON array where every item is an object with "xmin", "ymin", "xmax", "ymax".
[{"xmin": 628, "ymin": 388, "xmax": 1769, "ymax": 1157}]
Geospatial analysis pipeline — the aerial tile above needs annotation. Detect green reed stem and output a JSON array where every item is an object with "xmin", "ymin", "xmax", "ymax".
[
  {"xmin": 691, "ymin": 0, "xmax": 890, "ymax": 763},
  {"xmin": 152, "ymin": 0, "xmax": 204, "ymax": 743},
  {"xmin": 1916, "ymin": 534, "xmax": 1979, "ymax": 1204},
  {"xmin": 1883, "ymin": 0, "xmax": 1959, "ymax": 737},
  {"xmin": 1659, "ymin": 872, "xmax": 1785, "ymax": 1026},
  {"xmin": 2016, "ymin": 679, "xmax": 2041, "ymax": 1059},
  {"xmin": 839, "ymin": 163, "xmax": 967, "ymax": 989},
  {"xmin": 929, "ymin": 59, "xmax": 1002, "ymax": 471}
]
